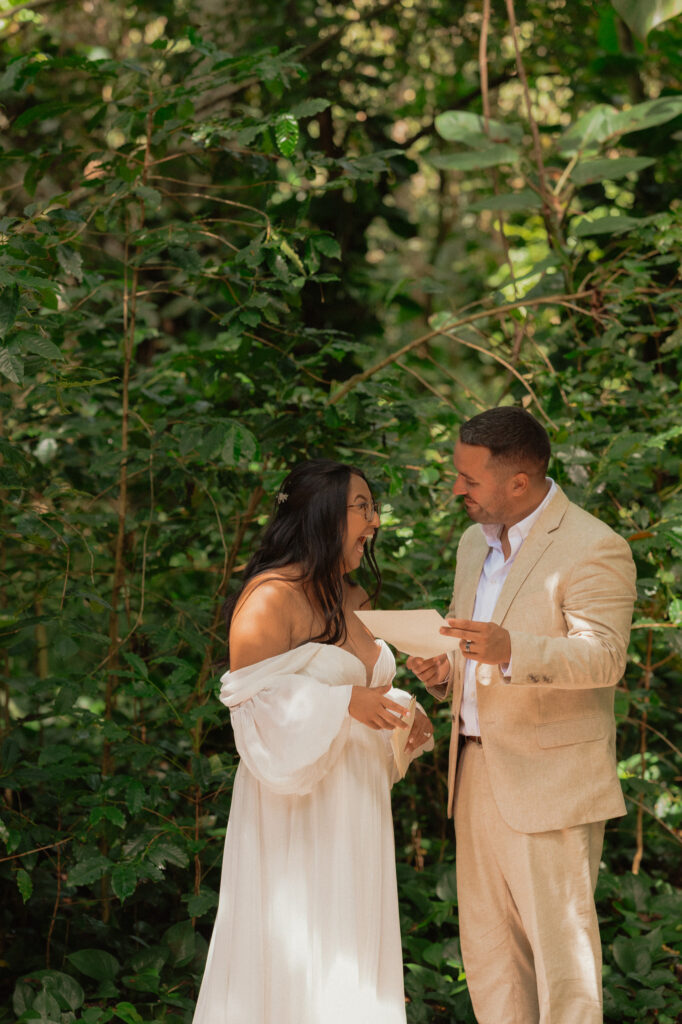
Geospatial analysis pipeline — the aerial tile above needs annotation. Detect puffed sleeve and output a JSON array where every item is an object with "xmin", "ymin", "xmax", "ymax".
[{"xmin": 219, "ymin": 647, "xmax": 354, "ymax": 796}]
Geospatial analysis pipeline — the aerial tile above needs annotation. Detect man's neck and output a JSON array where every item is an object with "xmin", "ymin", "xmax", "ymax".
[{"xmin": 499, "ymin": 480, "xmax": 552, "ymax": 558}]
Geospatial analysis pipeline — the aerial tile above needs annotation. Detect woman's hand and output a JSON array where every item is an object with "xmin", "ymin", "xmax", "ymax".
[
  {"xmin": 405, "ymin": 707, "xmax": 433, "ymax": 752},
  {"xmin": 349, "ymin": 684, "xmax": 408, "ymax": 731}
]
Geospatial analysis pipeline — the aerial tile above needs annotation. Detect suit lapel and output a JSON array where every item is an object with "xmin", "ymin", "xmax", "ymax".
[
  {"xmin": 492, "ymin": 487, "xmax": 569, "ymax": 624},
  {"xmin": 454, "ymin": 529, "xmax": 489, "ymax": 619}
]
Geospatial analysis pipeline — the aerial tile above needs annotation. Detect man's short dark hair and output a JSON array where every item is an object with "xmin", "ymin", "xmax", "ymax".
[{"xmin": 459, "ymin": 407, "xmax": 551, "ymax": 474}]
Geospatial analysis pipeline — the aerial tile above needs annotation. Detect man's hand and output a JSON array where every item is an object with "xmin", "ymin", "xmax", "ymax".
[
  {"xmin": 440, "ymin": 618, "xmax": 511, "ymax": 665},
  {"xmin": 406, "ymin": 653, "xmax": 450, "ymax": 688}
]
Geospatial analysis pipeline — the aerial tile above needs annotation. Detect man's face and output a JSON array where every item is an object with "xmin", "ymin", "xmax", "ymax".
[{"xmin": 452, "ymin": 440, "xmax": 516, "ymax": 525}]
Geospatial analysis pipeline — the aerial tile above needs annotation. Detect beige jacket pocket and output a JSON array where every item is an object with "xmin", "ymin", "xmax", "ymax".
[{"xmin": 536, "ymin": 715, "xmax": 606, "ymax": 748}]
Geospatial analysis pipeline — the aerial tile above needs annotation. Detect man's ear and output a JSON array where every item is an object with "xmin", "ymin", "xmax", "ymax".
[{"xmin": 510, "ymin": 471, "xmax": 529, "ymax": 496}]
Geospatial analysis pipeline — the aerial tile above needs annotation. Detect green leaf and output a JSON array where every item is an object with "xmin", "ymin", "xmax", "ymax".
[
  {"xmin": 68, "ymin": 949, "xmax": 120, "ymax": 982},
  {"xmin": 89, "ymin": 805, "xmax": 126, "ymax": 829},
  {"xmin": 113, "ymin": 1001, "xmax": 144, "ymax": 1024},
  {"xmin": 12, "ymin": 100, "xmax": 73, "ymax": 129},
  {"xmin": 429, "ymin": 145, "xmax": 519, "ymax": 171},
  {"xmin": 274, "ymin": 113, "xmax": 299, "ymax": 157},
  {"xmin": 468, "ymin": 189, "xmax": 543, "ymax": 212},
  {"xmin": 20, "ymin": 335, "xmax": 64, "ymax": 360},
  {"xmin": 612, "ymin": 934, "xmax": 653, "ymax": 976},
  {"xmin": 572, "ymin": 214, "xmax": 643, "ymax": 236},
  {"xmin": 162, "ymin": 920, "xmax": 196, "ymax": 967},
  {"xmin": 0, "ymin": 348, "xmax": 23, "ymax": 384},
  {"xmin": 67, "ymin": 851, "xmax": 112, "ymax": 887},
  {"xmin": 611, "ymin": 0, "xmax": 682, "ymax": 40},
  {"xmin": 16, "ymin": 867, "xmax": 33, "ymax": 902},
  {"xmin": 220, "ymin": 421, "xmax": 259, "ymax": 464},
  {"xmin": 558, "ymin": 104, "xmax": 621, "ymax": 154},
  {"xmin": 289, "ymin": 98, "xmax": 331, "ymax": 118},
  {"xmin": 111, "ymin": 863, "xmax": 138, "ymax": 903},
  {"xmin": 570, "ymin": 156, "xmax": 656, "ymax": 185},
  {"xmin": 313, "ymin": 234, "xmax": 342, "ymax": 259},
  {"xmin": 134, "ymin": 185, "xmax": 162, "ymax": 211},
  {"xmin": 0, "ymin": 283, "xmax": 19, "ymax": 335},
  {"xmin": 435, "ymin": 110, "xmax": 522, "ymax": 146},
  {"xmin": 57, "ymin": 246, "xmax": 84, "ymax": 282},
  {"xmin": 611, "ymin": 95, "xmax": 682, "ymax": 135},
  {"xmin": 185, "ymin": 888, "xmax": 219, "ymax": 917}
]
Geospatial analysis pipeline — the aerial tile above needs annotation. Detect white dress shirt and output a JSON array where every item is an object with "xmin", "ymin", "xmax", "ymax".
[{"xmin": 459, "ymin": 479, "xmax": 557, "ymax": 737}]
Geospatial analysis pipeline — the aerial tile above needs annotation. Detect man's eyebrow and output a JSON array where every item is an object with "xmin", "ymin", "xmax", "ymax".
[{"xmin": 352, "ymin": 493, "xmax": 370, "ymax": 501}]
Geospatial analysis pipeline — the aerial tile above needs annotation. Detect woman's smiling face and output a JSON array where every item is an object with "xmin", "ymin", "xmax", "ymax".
[{"xmin": 342, "ymin": 473, "xmax": 379, "ymax": 573}]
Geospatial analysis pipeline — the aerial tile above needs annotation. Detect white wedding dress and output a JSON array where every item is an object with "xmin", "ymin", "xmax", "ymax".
[{"xmin": 192, "ymin": 640, "xmax": 427, "ymax": 1024}]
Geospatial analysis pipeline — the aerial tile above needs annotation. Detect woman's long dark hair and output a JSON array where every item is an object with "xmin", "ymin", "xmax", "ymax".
[{"xmin": 224, "ymin": 459, "xmax": 381, "ymax": 649}]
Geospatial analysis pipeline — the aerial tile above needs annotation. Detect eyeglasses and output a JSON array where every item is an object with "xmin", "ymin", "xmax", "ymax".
[{"xmin": 347, "ymin": 500, "xmax": 381, "ymax": 522}]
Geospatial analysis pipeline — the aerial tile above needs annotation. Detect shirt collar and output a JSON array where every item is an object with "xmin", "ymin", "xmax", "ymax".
[{"xmin": 480, "ymin": 478, "xmax": 557, "ymax": 557}]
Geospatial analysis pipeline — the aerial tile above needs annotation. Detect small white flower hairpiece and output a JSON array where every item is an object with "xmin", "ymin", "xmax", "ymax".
[{"xmin": 276, "ymin": 491, "xmax": 288, "ymax": 504}]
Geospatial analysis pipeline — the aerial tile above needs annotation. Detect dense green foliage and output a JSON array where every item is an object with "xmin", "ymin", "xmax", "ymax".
[{"xmin": 1, "ymin": 1, "xmax": 681, "ymax": 1021}]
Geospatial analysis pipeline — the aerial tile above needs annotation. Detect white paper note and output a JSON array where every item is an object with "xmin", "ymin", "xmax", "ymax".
[{"xmin": 354, "ymin": 608, "xmax": 459, "ymax": 659}]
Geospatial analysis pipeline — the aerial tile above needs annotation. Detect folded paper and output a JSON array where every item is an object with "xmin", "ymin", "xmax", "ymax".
[{"xmin": 354, "ymin": 608, "xmax": 459, "ymax": 659}]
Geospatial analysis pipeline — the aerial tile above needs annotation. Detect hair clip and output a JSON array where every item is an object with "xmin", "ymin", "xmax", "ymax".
[{"xmin": 276, "ymin": 491, "xmax": 288, "ymax": 504}]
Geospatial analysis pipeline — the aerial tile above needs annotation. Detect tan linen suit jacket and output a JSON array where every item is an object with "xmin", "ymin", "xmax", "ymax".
[{"xmin": 429, "ymin": 486, "xmax": 636, "ymax": 834}]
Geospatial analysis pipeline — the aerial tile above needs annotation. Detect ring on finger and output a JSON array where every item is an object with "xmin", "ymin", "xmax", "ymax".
[{"xmin": 464, "ymin": 639, "xmax": 471, "ymax": 653}]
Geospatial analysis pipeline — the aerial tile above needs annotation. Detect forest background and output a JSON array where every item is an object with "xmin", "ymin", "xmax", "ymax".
[{"xmin": 1, "ymin": 0, "xmax": 681, "ymax": 1021}]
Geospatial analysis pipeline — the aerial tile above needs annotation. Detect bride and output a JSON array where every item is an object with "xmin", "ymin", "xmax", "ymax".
[{"xmin": 192, "ymin": 459, "xmax": 433, "ymax": 1024}]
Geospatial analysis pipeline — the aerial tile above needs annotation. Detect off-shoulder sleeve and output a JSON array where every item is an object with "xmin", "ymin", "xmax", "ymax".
[{"xmin": 219, "ymin": 647, "xmax": 355, "ymax": 796}]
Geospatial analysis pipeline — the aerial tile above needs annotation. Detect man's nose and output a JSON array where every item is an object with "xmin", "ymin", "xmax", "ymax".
[{"xmin": 452, "ymin": 476, "xmax": 466, "ymax": 496}]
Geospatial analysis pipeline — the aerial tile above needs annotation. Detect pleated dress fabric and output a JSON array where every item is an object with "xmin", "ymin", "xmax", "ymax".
[{"xmin": 191, "ymin": 640, "xmax": 409, "ymax": 1024}]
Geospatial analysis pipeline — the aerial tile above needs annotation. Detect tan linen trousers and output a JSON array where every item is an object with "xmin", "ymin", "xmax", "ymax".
[{"xmin": 454, "ymin": 742, "xmax": 606, "ymax": 1024}]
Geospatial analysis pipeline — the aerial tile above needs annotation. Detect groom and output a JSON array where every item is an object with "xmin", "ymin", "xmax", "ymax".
[{"xmin": 408, "ymin": 406, "xmax": 636, "ymax": 1024}]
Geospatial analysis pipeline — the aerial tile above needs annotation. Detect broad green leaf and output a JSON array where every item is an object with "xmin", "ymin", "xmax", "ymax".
[
  {"xmin": 643, "ymin": 424, "xmax": 682, "ymax": 448},
  {"xmin": 134, "ymin": 185, "xmax": 162, "ymax": 211},
  {"xmin": 435, "ymin": 110, "xmax": 522, "ymax": 146},
  {"xmin": 313, "ymin": 234, "xmax": 342, "ymax": 259},
  {"xmin": 0, "ymin": 348, "xmax": 23, "ymax": 385},
  {"xmin": 32, "ymin": 988, "xmax": 61, "ymax": 1018},
  {"xmin": 221, "ymin": 421, "xmax": 259, "ymax": 464},
  {"xmin": 89, "ymin": 805, "xmax": 126, "ymax": 828},
  {"xmin": 558, "ymin": 104, "xmax": 621, "ymax": 154},
  {"xmin": 611, "ymin": 95, "xmax": 682, "ymax": 135},
  {"xmin": 162, "ymin": 920, "xmax": 196, "ymax": 967},
  {"xmin": 113, "ymin": 1001, "xmax": 144, "ymax": 1024},
  {"xmin": 111, "ymin": 863, "xmax": 138, "ymax": 903},
  {"xmin": 16, "ymin": 868, "xmax": 33, "ymax": 902},
  {"xmin": 468, "ymin": 189, "xmax": 543, "ymax": 212},
  {"xmin": 185, "ymin": 888, "xmax": 219, "ymax": 917},
  {"xmin": 33, "ymin": 970, "xmax": 84, "ymax": 1011},
  {"xmin": 0, "ymin": 283, "xmax": 19, "ymax": 335},
  {"xmin": 612, "ymin": 0, "xmax": 682, "ymax": 40},
  {"xmin": 67, "ymin": 851, "xmax": 112, "ymax": 887},
  {"xmin": 429, "ymin": 145, "xmax": 519, "ymax": 171},
  {"xmin": 570, "ymin": 156, "xmax": 656, "ymax": 184},
  {"xmin": 289, "ymin": 98, "xmax": 331, "ymax": 117},
  {"xmin": 68, "ymin": 949, "xmax": 120, "ymax": 982},
  {"xmin": 57, "ymin": 246, "xmax": 84, "ymax": 282},
  {"xmin": 12, "ymin": 100, "xmax": 74, "ymax": 129},
  {"xmin": 274, "ymin": 113, "xmax": 299, "ymax": 157},
  {"xmin": 20, "ymin": 335, "xmax": 64, "ymax": 360},
  {"xmin": 612, "ymin": 934, "xmax": 653, "ymax": 976},
  {"xmin": 572, "ymin": 214, "xmax": 643, "ymax": 236}
]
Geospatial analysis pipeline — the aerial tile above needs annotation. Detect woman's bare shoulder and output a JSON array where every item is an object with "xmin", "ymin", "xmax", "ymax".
[{"xmin": 229, "ymin": 570, "xmax": 310, "ymax": 669}]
